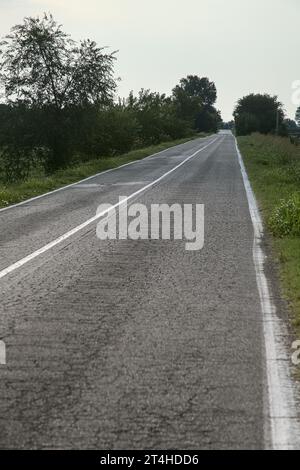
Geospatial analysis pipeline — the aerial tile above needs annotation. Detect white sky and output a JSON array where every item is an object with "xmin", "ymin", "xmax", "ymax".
[{"xmin": 0, "ymin": 0, "xmax": 299, "ymax": 120}]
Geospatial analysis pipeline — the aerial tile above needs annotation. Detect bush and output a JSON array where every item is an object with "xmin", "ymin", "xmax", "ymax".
[
  {"xmin": 269, "ymin": 193, "xmax": 300, "ymax": 237},
  {"xmin": 0, "ymin": 146, "xmax": 48, "ymax": 183},
  {"xmin": 93, "ymin": 108, "xmax": 140, "ymax": 156}
]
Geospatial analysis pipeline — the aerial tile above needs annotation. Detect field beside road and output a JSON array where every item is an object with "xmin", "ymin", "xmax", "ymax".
[{"xmin": 238, "ymin": 134, "xmax": 300, "ymax": 337}]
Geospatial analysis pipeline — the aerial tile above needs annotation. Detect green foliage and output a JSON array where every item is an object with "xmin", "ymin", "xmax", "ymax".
[
  {"xmin": 269, "ymin": 194, "xmax": 300, "ymax": 237},
  {"xmin": 0, "ymin": 13, "xmax": 116, "ymax": 108},
  {"xmin": 0, "ymin": 146, "xmax": 48, "ymax": 183},
  {"xmin": 126, "ymin": 89, "xmax": 193, "ymax": 146},
  {"xmin": 175, "ymin": 75, "xmax": 217, "ymax": 106},
  {"xmin": 172, "ymin": 75, "xmax": 221, "ymax": 132},
  {"xmin": 238, "ymin": 133, "xmax": 300, "ymax": 335},
  {"xmin": 0, "ymin": 104, "xmax": 49, "ymax": 181},
  {"xmin": 127, "ymin": 89, "xmax": 170, "ymax": 145},
  {"xmin": 0, "ymin": 136, "xmax": 199, "ymax": 208},
  {"xmin": 196, "ymin": 107, "xmax": 222, "ymax": 133},
  {"xmin": 0, "ymin": 13, "xmax": 117, "ymax": 172},
  {"xmin": 235, "ymin": 112, "xmax": 259, "ymax": 135},
  {"xmin": 221, "ymin": 120, "xmax": 235, "ymax": 131},
  {"xmin": 234, "ymin": 94, "xmax": 285, "ymax": 136},
  {"xmin": 172, "ymin": 86, "xmax": 202, "ymax": 127},
  {"xmin": 89, "ymin": 107, "xmax": 140, "ymax": 156}
]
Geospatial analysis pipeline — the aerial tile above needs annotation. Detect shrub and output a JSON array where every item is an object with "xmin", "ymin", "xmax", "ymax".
[
  {"xmin": 93, "ymin": 108, "xmax": 140, "ymax": 156},
  {"xmin": 269, "ymin": 193, "xmax": 300, "ymax": 237}
]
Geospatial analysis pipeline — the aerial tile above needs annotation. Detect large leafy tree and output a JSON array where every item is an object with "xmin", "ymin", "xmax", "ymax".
[
  {"xmin": 234, "ymin": 93, "xmax": 285, "ymax": 136},
  {"xmin": 0, "ymin": 13, "xmax": 116, "ymax": 108},
  {"xmin": 172, "ymin": 75, "xmax": 220, "ymax": 132},
  {"xmin": 0, "ymin": 14, "xmax": 117, "ymax": 170},
  {"xmin": 174, "ymin": 75, "xmax": 217, "ymax": 106},
  {"xmin": 172, "ymin": 85, "xmax": 202, "ymax": 125},
  {"xmin": 127, "ymin": 89, "xmax": 170, "ymax": 145},
  {"xmin": 124, "ymin": 88, "xmax": 192, "ymax": 146}
]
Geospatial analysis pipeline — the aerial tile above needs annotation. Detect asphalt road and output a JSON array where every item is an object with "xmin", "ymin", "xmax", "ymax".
[{"xmin": 0, "ymin": 132, "xmax": 297, "ymax": 449}]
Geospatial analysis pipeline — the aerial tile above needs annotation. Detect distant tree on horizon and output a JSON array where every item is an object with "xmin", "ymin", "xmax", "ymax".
[
  {"xmin": 172, "ymin": 75, "xmax": 221, "ymax": 132},
  {"xmin": 234, "ymin": 93, "xmax": 285, "ymax": 136}
]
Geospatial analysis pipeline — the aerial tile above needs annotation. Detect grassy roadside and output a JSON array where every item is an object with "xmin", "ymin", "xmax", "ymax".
[
  {"xmin": 0, "ymin": 133, "xmax": 209, "ymax": 209},
  {"xmin": 237, "ymin": 133, "xmax": 300, "ymax": 336}
]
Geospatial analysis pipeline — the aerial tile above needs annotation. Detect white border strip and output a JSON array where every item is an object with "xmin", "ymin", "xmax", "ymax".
[
  {"xmin": 0, "ymin": 137, "xmax": 220, "ymax": 280},
  {"xmin": 235, "ymin": 137, "xmax": 299, "ymax": 450},
  {"xmin": 0, "ymin": 135, "xmax": 214, "ymax": 214}
]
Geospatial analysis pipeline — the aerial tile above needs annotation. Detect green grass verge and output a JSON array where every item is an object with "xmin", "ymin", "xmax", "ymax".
[
  {"xmin": 237, "ymin": 133, "xmax": 300, "ymax": 334},
  {"xmin": 0, "ymin": 134, "xmax": 208, "ymax": 209}
]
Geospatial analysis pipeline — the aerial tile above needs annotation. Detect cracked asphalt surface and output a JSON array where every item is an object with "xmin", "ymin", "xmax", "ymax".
[{"xmin": 0, "ymin": 133, "xmax": 267, "ymax": 449}]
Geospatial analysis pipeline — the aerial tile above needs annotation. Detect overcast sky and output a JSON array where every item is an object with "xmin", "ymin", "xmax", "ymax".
[{"xmin": 0, "ymin": 0, "xmax": 299, "ymax": 120}]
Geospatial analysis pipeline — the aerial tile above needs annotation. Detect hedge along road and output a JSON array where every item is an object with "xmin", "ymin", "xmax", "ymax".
[{"xmin": 0, "ymin": 132, "xmax": 299, "ymax": 449}]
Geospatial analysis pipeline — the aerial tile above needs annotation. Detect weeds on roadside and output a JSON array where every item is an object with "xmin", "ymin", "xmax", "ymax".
[
  {"xmin": 269, "ymin": 194, "xmax": 300, "ymax": 237},
  {"xmin": 238, "ymin": 133, "xmax": 300, "ymax": 338}
]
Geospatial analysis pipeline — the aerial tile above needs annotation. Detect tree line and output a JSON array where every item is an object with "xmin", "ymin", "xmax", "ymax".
[{"xmin": 0, "ymin": 14, "xmax": 221, "ymax": 183}]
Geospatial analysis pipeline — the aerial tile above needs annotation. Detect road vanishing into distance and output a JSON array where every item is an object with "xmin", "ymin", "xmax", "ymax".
[{"xmin": 0, "ymin": 131, "xmax": 299, "ymax": 450}]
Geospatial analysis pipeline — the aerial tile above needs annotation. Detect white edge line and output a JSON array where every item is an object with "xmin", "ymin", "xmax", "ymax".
[
  {"xmin": 235, "ymin": 136, "xmax": 298, "ymax": 450},
  {"xmin": 0, "ymin": 135, "xmax": 215, "ymax": 214},
  {"xmin": 0, "ymin": 137, "xmax": 220, "ymax": 280}
]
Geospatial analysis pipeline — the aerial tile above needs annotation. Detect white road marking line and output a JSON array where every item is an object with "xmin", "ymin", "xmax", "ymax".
[
  {"xmin": 0, "ymin": 135, "xmax": 215, "ymax": 214},
  {"xmin": 0, "ymin": 340, "xmax": 6, "ymax": 365},
  {"xmin": 0, "ymin": 137, "xmax": 220, "ymax": 280},
  {"xmin": 235, "ymin": 136, "xmax": 300, "ymax": 450}
]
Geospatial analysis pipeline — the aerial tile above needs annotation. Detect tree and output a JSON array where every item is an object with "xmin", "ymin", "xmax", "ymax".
[
  {"xmin": 127, "ymin": 89, "xmax": 170, "ymax": 145},
  {"xmin": 0, "ymin": 13, "xmax": 117, "ymax": 169},
  {"xmin": 196, "ymin": 106, "xmax": 222, "ymax": 133},
  {"xmin": 172, "ymin": 75, "xmax": 220, "ymax": 132},
  {"xmin": 0, "ymin": 13, "xmax": 116, "ymax": 109},
  {"xmin": 284, "ymin": 119, "xmax": 298, "ymax": 131},
  {"xmin": 172, "ymin": 85, "xmax": 202, "ymax": 126},
  {"xmin": 77, "ymin": 105, "xmax": 139, "ymax": 157},
  {"xmin": 175, "ymin": 75, "xmax": 217, "ymax": 106},
  {"xmin": 0, "ymin": 104, "xmax": 47, "ymax": 182},
  {"xmin": 221, "ymin": 120, "xmax": 235, "ymax": 131},
  {"xmin": 234, "ymin": 93, "xmax": 285, "ymax": 136}
]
